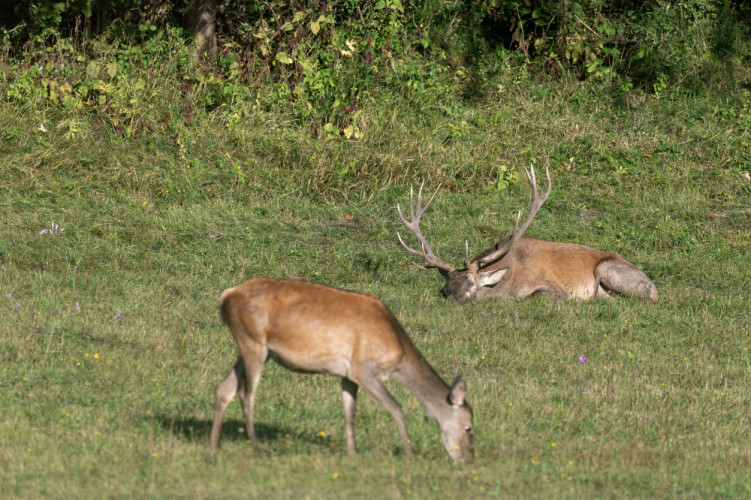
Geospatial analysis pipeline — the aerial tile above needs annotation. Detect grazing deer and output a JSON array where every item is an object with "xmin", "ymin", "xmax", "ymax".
[
  {"xmin": 397, "ymin": 165, "xmax": 658, "ymax": 303},
  {"xmin": 209, "ymin": 278, "xmax": 475, "ymax": 462}
]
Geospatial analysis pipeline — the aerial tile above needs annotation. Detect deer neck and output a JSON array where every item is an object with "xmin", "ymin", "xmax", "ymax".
[{"xmin": 394, "ymin": 347, "xmax": 451, "ymax": 421}]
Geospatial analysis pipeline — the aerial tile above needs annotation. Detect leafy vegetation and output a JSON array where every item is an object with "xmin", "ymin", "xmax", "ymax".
[{"xmin": 1, "ymin": 2, "xmax": 750, "ymax": 498}]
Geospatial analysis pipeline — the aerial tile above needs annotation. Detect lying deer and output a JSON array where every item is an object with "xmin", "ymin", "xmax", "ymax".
[
  {"xmin": 209, "ymin": 278, "xmax": 475, "ymax": 462},
  {"xmin": 397, "ymin": 165, "xmax": 658, "ymax": 303}
]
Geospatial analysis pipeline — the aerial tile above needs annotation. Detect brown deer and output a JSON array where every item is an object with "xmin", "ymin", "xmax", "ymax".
[
  {"xmin": 209, "ymin": 278, "xmax": 475, "ymax": 462},
  {"xmin": 397, "ymin": 165, "xmax": 658, "ymax": 303}
]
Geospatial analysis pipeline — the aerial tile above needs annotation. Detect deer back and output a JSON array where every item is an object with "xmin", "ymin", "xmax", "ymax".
[{"xmin": 221, "ymin": 278, "xmax": 408, "ymax": 376}]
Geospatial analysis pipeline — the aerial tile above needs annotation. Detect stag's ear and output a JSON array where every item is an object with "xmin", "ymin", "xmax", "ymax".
[
  {"xmin": 477, "ymin": 268, "xmax": 507, "ymax": 287},
  {"xmin": 449, "ymin": 375, "xmax": 467, "ymax": 407}
]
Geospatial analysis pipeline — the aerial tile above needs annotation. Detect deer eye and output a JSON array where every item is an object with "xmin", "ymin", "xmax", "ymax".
[{"xmin": 465, "ymin": 426, "xmax": 472, "ymax": 433}]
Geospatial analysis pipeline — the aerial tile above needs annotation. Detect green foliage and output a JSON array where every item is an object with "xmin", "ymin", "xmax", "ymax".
[{"xmin": 4, "ymin": 0, "xmax": 750, "ymax": 114}]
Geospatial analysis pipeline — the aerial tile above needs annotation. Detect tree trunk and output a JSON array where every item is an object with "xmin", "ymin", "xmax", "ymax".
[{"xmin": 185, "ymin": 0, "xmax": 217, "ymax": 57}]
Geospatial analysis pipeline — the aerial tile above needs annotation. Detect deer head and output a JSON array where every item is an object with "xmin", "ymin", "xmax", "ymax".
[{"xmin": 397, "ymin": 165, "xmax": 551, "ymax": 303}]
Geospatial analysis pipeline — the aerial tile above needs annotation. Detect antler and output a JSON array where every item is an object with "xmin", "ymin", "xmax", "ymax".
[
  {"xmin": 478, "ymin": 164, "xmax": 552, "ymax": 265},
  {"xmin": 397, "ymin": 182, "xmax": 455, "ymax": 272}
]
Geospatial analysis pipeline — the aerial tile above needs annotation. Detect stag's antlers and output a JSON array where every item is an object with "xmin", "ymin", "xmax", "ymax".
[
  {"xmin": 396, "ymin": 182, "xmax": 455, "ymax": 272},
  {"xmin": 397, "ymin": 165, "xmax": 551, "ymax": 271},
  {"xmin": 477, "ymin": 164, "xmax": 551, "ymax": 265}
]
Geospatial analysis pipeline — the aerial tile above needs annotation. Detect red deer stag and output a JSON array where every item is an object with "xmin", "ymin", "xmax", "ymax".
[
  {"xmin": 397, "ymin": 165, "xmax": 658, "ymax": 303},
  {"xmin": 209, "ymin": 278, "xmax": 475, "ymax": 462}
]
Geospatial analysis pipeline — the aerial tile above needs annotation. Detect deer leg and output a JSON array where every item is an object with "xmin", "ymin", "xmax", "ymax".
[
  {"xmin": 595, "ymin": 258, "xmax": 658, "ymax": 302},
  {"xmin": 239, "ymin": 346, "xmax": 268, "ymax": 453},
  {"xmin": 357, "ymin": 375, "xmax": 416, "ymax": 460},
  {"xmin": 530, "ymin": 284, "xmax": 568, "ymax": 300},
  {"xmin": 341, "ymin": 378, "xmax": 359, "ymax": 456},
  {"xmin": 209, "ymin": 357, "xmax": 244, "ymax": 452}
]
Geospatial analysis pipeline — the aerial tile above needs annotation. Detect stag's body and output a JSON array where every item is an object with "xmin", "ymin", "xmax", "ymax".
[
  {"xmin": 451, "ymin": 235, "xmax": 658, "ymax": 302},
  {"xmin": 398, "ymin": 165, "xmax": 658, "ymax": 303},
  {"xmin": 210, "ymin": 278, "xmax": 474, "ymax": 462}
]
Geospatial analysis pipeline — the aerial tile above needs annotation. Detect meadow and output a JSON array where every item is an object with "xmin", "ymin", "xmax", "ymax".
[{"xmin": 1, "ymin": 28, "xmax": 751, "ymax": 498}]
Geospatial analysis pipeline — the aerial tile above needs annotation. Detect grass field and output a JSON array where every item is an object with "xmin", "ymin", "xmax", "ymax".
[{"xmin": 2, "ymin": 48, "xmax": 751, "ymax": 497}]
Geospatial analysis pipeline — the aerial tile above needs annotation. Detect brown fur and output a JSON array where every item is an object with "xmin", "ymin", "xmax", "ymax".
[
  {"xmin": 447, "ymin": 235, "xmax": 659, "ymax": 303},
  {"xmin": 209, "ymin": 278, "xmax": 475, "ymax": 462}
]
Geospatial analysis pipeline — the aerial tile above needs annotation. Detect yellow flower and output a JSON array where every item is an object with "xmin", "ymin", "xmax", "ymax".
[
  {"xmin": 319, "ymin": 431, "xmax": 326, "ymax": 437},
  {"xmin": 551, "ymin": 443, "xmax": 556, "ymax": 447},
  {"xmin": 332, "ymin": 473, "xmax": 339, "ymax": 479},
  {"xmin": 93, "ymin": 353, "xmax": 100, "ymax": 359},
  {"xmin": 85, "ymin": 353, "xmax": 90, "ymax": 357}
]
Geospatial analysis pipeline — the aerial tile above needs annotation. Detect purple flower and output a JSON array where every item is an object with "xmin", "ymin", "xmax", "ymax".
[
  {"xmin": 578, "ymin": 355, "xmax": 586, "ymax": 364},
  {"xmin": 7, "ymin": 292, "xmax": 11, "ymax": 299},
  {"xmin": 637, "ymin": 357, "xmax": 641, "ymax": 363},
  {"xmin": 75, "ymin": 301, "xmax": 80, "ymax": 312},
  {"xmin": 115, "ymin": 309, "xmax": 121, "ymax": 319},
  {"xmin": 16, "ymin": 302, "xmax": 20, "ymax": 308},
  {"xmin": 39, "ymin": 222, "xmax": 65, "ymax": 236}
]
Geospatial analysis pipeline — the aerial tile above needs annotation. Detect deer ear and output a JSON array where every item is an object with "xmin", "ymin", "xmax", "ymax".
[
  {"xmin": 477, "ymin": 268, "xmax": 507, "ymax": 287},
  {"xmin": 449, "ymin": 375, "xmax": 467, "ymax": 407}
]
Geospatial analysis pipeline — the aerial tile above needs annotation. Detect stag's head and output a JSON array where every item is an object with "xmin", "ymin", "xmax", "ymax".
[
  {"xmin": 397, "ymin": 165, "xmax": 550, "ymax": 303},
  {"xmin": 442, "ymin": 263, "xmax": 508, "ymax": 304}
]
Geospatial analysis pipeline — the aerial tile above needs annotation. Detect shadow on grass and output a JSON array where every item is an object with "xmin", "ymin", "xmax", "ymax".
[
  {"xmin": 154, "ymin": 415, "xmax": 292, "ymax": 445},
  {"xmin": 153, "ymin": 415, "xmax": 343, "ymax": 451}
]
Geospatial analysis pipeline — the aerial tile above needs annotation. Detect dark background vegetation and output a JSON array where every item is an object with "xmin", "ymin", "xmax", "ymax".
[{"xmin": 4, "ymin": 1, "xmax": 751, "ymax": 132}]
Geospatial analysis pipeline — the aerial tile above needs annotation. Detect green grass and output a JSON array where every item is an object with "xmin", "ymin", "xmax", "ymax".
[{"xmin": 2, "ymin": 55, "xmax": 751, "ymax": 497}]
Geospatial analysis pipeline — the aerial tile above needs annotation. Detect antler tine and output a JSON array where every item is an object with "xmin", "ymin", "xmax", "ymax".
[
  {"xmin": 478, "ymin": 164, "xmax": 552, "ymax": 265},
  {"xmin": 396, "ymin": 231, "xmax": 424, "ymax": 258},
  {"xmin": 396, "ymin": 182, "xmax": 454, "ymax": 272},
  {"xmin": 415, "ymin": 181, "xmax": 441, "ymax": 219}
]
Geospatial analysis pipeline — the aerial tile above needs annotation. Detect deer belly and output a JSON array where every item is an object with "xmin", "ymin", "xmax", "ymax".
[
  {"xmin": 268, "ymin": 348, "xmax": 351, "ymax": 377},
  {"xmin": 566, "ymin": 285, "xmax": 598, "ymax": 300},
  {"xmin": 556, "ymin": 276, "xmax": 598, "ymax": 300}
]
